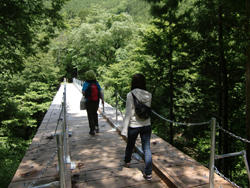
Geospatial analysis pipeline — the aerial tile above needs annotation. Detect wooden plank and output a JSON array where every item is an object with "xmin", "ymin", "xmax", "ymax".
[
  {"xmin": 73, "ymin": 175, "xmax": 164, "ymax": 188},
  {"xmin": 8, "ymin": 177, "xmax": 59, "ymax": 188}
]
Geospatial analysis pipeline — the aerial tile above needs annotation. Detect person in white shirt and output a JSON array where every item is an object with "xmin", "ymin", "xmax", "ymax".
[{"xmin": 121, "ymin": 73, "xmax": 152, "ymax": 181}]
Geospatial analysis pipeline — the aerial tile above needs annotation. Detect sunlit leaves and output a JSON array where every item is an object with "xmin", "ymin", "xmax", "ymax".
[{"xmin": 62, "ymin": 10, "xmax": 139, "ymax": 80}]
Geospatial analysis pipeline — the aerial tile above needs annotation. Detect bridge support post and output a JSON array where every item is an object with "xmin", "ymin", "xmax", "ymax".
[
  {"xmin": 115, "ymin": 90, "xmax": 118, "ymax": 125},
  {"xmin": 56, "ymin": 134, "xmax": 66, "ymax": 188},
  {"xmin": 209, "ymin": 117, "xmax": 216, "ymax": 188},
  {"xmin": 243, "ymin": 150, "xmax": 250, "ymax": 184},
  {"xmin": 63, "ymin": 83, "xmax": 70, "ymax": 163}
]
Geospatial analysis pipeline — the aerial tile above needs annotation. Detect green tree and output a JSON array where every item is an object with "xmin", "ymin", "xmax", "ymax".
[
  {"xmin": 1, "ymin": 51, "xmax": 61, "ymax": 140},
  {"xmin": 59, "ymin": 9, "xmax": 138, "ymax": 81},
  {"xmin": 142, "ymin": 0, "xmax": 195, "ymax": 144},
  {"xmin": 0, "ymin": 0, "xmax": 67, "ymax": 74},
  {"xmin": 0, "ymin": 50, "xmax": 61, "ymax": 187},
  {"xmin": 63, "ymin": 0, "xmax": 151, "ymax": 23},
  {"xmin": 246, "ymin": 0, "xmax": 250, "ymax": 170},
  {"xmin": 194, "ymin": 0, "xmax": 247, "ymax": 181},
  {"xmin": 144, "ymin": 0, "xmax": 248, "ymax": 185}
]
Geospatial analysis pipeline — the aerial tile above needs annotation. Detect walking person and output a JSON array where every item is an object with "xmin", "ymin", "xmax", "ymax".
[
  {"xmin": 82, "ymin": 70, "xmax": 104, "ymax": 136},
  {"xmin": 121, "ymin": 73, "xmax": 152, "ymax": 181}
]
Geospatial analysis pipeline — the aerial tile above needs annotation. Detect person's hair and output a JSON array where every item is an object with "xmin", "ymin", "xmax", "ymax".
[
  {"xmin": 85, "ymin": 70, "xmax": 96, "ymax": 81},
  {"xmin": 131, "ymin": 73, "xmax": 146, "ymax": 90}
]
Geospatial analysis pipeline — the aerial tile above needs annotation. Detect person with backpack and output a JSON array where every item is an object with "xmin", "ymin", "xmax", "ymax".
[
  {"xmin": 121, "ymin": 73, "xmax": 152, "ymax": 181},
  {"xmin": 82, "ymin": 70, "xmax": 104, "ymax": 136}
]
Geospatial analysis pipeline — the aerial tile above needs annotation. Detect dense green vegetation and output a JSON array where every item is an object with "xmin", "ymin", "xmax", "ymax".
[
  {"xmin": 1, "ymin": 0, "xmax": 249, "ymax": 187},
  {"xmin": 0, "ymin": 0, "xmax": 66, "ymax": 187}
]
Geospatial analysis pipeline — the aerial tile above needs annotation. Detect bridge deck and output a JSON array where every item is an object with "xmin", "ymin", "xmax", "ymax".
[
  {"xmin": 9, "ymin": 83, "xmax": 233, "ymax": 188},
  {"xmin": 8, "ymin": 84, "xmax": 167, "ymax": 188}
]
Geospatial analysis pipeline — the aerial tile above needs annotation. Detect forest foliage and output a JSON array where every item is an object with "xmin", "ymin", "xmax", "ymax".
[
  {"xmin": 0, "ymin": 0, "xmax": 249, "ymax": 187},
  {"xmin": 0, "ymin": 0, "xmax": 66, "ymax": 187}
]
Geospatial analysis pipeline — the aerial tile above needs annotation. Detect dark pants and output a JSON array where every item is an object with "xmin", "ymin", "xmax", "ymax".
[
  {"xmin": 125, "ymin": 126, "xmax": 152, "ymax": 175},
  {"xmin": 86, "ymin": 100, "xmax": 99, "ymax": 132}
]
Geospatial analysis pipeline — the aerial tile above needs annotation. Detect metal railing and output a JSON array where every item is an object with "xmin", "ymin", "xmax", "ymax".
[
  {"xmin": 29, "ymin": 79, "xmax": 73, "ymax": 188},
  {"xmin": 73, "ymin": 78, "xmax": 84, "ymax": 92},
  {"xmin": 210, "ymin": 122, "xmax": 250, "ymax": 188},
  {"xmin": 57, "ymin": 79, "xmax": 73, "ymax": 188}
]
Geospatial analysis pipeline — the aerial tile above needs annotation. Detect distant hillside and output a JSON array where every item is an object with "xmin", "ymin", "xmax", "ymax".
[{"xmin": 63, "ymin": 0, "xmax": 152, "ymax": 23}]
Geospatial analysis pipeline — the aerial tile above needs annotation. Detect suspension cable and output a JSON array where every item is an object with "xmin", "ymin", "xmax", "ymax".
[
  {"xmin": 217, "ymin": 123, "xmax": 250, "ymax": 144},
  {"xmin": 54, "ymin": 102, "xmax": 64, "ymax": 136},
  {"xmin": 151, "ymin": 110, "xmax": 211, "ymax": 126},
  {"xmin": 118, "ymin": 94, "xmax": 126, "ymax": 103},
  {"xmin": 117, "ymin": 93, "xmax": 211, "ymax": 127},
  {"xmin": 214, "ymin": 166, "xmax": 240, "ymax": 188}
]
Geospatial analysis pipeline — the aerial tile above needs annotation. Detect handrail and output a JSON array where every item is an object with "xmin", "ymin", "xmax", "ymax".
[
  {"xmin": 56, "ymin": 133, "xmax": 66, "ymax": 187},
  {"xmin": 29, "ymin": 79, "xmax": 73, "ymax": 188},
  {"xmin": 54, "ymin": 79, "xmax": 72, "ymax": 188},
  {"xmin": 61, "ymin": 78, "xmax": 73, "ymax": 188},
  {"xmin": 63, "ymin": 79, "xmax": 71, "ymax": 164}
]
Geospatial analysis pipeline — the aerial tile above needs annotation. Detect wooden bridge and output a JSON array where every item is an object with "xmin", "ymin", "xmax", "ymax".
[{"xmin": 8, "ymin": 83, "xmax": 234, "ymax": 188}]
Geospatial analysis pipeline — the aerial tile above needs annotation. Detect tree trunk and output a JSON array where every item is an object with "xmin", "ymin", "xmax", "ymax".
[
  {"xmin": 169, "ymin": 63, "xmax": 174, "ymax": 144},
  {"xmin": 218, "ymin": 3, "xmax": 229, "ymax": 177},
  {"xmin": 168, "ymin": 31, "xmax": 174, "ymax": 144},
  {"xmin": 246, "ymin": 0, "xmax": 250, "ymax": 169}
]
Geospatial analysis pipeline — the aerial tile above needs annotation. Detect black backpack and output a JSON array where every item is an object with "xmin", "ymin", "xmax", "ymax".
[{"xmin": 131, "ymin": 92, "xmax": 151, "ymax": 119}]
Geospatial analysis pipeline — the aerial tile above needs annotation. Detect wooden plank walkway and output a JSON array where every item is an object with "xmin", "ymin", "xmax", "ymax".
[
  {"xmin": 9, "ymin": 83, "xmax": 234, "ymax": 188},
  {"xmin": 9, "ymin": 84, "xmax": 167, "ymax": 188}
]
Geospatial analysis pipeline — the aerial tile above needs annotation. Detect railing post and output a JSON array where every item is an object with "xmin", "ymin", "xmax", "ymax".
[
  {"xmin": 115, "ymin": 90, "xmax": 118, "ymax": 125},
  {"xmin": 209, "ymin": 117, "xmax": 216, "ymax": 188},
  {"xmin": 63, "ymin": 83, "xmax": 70, "ymax": 163},
  {"xmin": 101, "ymin": 88, "xmax": 105, "ymax": 113},
  {"xmin": 243, "ymin": 150, "xmax": 250, "ymax": 184},
  {"xmin": 56, "ymin": 134, "xmax": 66, "ymax": 188}
]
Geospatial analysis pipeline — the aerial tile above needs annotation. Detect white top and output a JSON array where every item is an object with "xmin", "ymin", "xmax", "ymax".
[{"xmin": 121, "ymin": 88, "xmax": 152, "ymax": 137}]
